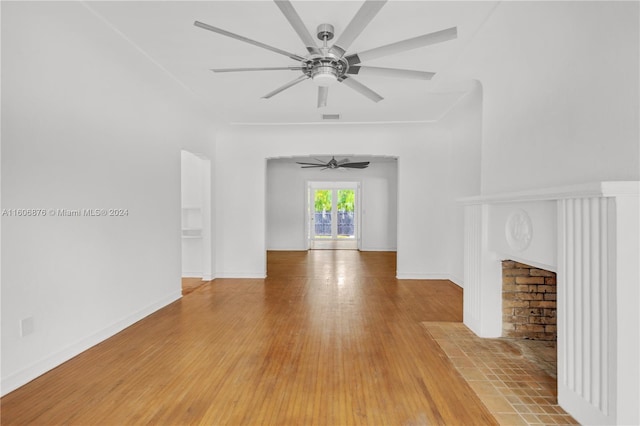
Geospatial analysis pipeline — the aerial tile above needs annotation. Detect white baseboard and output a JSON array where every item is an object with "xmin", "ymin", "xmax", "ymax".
[
  {"xmin": 448, "ymin": 274, "xmax": 464, "ymax": 288},
  {"xmin": 0, "ymin": 292, "xmax": 181, "ymax": 397},
  {"xmin": 359, "ymin": 247, "xmax": 397, "ymax": 252},
  {"xmin": 396, "ymin": 272, "xmax": 462, "ymax": 287},
  {"xmin": 215, "ymin": 272, "xmax": 266, "ymax": 279},
  {"xmin": 183, "ymin": 274, "xmax": 215, "ymax": 281}
]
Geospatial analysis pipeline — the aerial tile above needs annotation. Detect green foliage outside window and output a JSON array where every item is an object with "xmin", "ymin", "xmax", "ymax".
[
  {"xmin": 337, "ymin": 189, "xmax": 355, "ymax": 212},
  {"xmin": 314, "ymin": 189, "xmax": 355, "ymax": 212},
  {"xmin": 314, "ymin": 190, "xmax": 332, "ymax": 212}
]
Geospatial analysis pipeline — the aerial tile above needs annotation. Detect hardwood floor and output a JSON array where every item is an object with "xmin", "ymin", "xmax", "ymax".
[
  {"xmin": 1, "ymin": 251, "xmax": 497, "ymax": 425},
  {"xmin": 181, "ymin": 277, "xmax": 207, "ymax": 296}
]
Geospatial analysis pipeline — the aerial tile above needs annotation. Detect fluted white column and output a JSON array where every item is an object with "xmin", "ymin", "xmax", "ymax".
[
  {"xmin": 463, "ymin": 205, "xmax": 482, "ymax": 329},
  {"xmin": 463, "ymin": 204, "xmax": 501, "ymax": 337},
  {"xmin": 557, "ymin": 197, "xmax": 613, "ymax": 424}
]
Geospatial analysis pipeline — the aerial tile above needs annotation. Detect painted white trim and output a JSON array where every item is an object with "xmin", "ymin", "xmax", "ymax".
[
  {"xmin": 492, "ymin": 252, "xmax": 556, "ymax": 274},
  {"xmin": 215, "ymin": 272, "xmax": 266, "ymax": 279},
  {"xmin": 181, "ymin": 272, "xmax": 203, "ymax": 278},
  {"xmin": 448, "ymin": 274, "xmax": 464, "ymax": 288},
  {"xmin": 395, "ymin": 273, "xmax": 457, "ymax": 281},
  {"xmin": 460, "ymin": 181, "xmax": 639, "ymax": 205},
  {"xmin": 0, "ymin": 292, "xmax": 181, "ymax": 397}
]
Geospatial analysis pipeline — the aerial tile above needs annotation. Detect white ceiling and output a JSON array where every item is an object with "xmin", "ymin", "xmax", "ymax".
[{"xmin": 87, "ymin": 1, "xmax": 498, "ymax": 124}]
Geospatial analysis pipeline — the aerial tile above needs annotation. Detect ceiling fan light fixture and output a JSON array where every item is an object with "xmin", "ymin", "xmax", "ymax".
[
  {"xmin": 195, "ymin": 0, "xmax": 459, "ymax": 108},
  {"xmin": 311, "ymin": 64, "xmax": 338, "ymax": 87}
]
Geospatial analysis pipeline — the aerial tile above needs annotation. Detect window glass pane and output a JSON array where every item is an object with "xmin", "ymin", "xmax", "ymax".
[
  {"xmin": 337, "ymin": 189, "xmax": 355, "ymax": 238},
  {"xmin": 314, "ymin": 189, "xmax": 332, "ymax": 237}
]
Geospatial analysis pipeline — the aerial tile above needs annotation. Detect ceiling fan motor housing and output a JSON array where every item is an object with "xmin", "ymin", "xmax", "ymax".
[
  {"xmin": 316, "ymin": 23, "xmax": 335, "ymax": 41},
  {"xmin": 304, "ymin": 24, "xmax": 348, "ymax": 86}
]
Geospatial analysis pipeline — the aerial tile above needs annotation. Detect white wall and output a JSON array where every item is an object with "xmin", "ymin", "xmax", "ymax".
[
  {"xmin": 449, "ymin": 1, "xmax": 639, "ymax": 194},
  {"xmin": 1, "ymin": 2, "xmax": 216, "ymax": 395},
  {"xmin": 266, "ymin": 158, "xmax": 398, "ymax": 251},
  {"xmin": 441, "ymin": 83, "xmax": 483, "ymax": 284},
  {"xmin": 215, "ymin": 122, "xmax": 476, "ymax": 281}
]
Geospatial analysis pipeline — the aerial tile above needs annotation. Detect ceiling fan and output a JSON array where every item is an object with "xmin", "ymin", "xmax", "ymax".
[
  {"xmin": 194, "ymin": 0, "xmax": 457, "ymax": 108},
  {"xmin": 297, "ymin": 157, "xmax": 370, "ymax": 170}
]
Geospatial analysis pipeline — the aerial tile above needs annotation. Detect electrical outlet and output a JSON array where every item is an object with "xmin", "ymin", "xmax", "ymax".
[{"xmin": 20, "ymin": 316, "xmax": 34, "ymax": 337}]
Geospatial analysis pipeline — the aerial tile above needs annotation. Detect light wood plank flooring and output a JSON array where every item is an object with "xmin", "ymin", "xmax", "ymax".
[
  {"xmin": 1, "ymin": 251, "xmax": 497, "ymax": 425},
  {"xmin": 181, "ymin": 277, "xmax": 208, "ymax": 296}
]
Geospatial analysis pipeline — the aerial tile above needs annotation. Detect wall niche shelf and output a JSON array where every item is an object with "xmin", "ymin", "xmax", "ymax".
[{"xmin": 181, "ymin": 207, "xmax": 202, "ymax": 239}]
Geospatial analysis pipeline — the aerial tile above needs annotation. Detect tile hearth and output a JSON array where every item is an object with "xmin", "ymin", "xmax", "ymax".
[{"xmin": 422, "ymin": 322, "xmax": 578, "ymax": 425}]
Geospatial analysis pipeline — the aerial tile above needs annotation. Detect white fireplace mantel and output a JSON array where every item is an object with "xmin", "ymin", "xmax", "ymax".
[{"xmin": 461, "ymin": 181, "xmax": 639, "ymax": 425}]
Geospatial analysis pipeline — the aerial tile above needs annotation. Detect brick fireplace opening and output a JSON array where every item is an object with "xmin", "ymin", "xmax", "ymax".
[{"xmin": 502, "ymin": 260, "xmax": 556, "ymax": 341}]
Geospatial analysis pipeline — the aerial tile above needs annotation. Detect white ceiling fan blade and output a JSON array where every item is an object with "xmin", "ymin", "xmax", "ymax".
[
  {"xmin": 347, "ymin": 66, "xmax": 435, "ymax": 80},
  {"xmin": 317, "ymin": 86, "xmax": 329, "ymax": 108},
  {"xmin": 262, "ymin": 75, "xmax": 309, "ymax": 99},
  {"xmin": 194, "ymin": 21, "xmax": 305, "ymax": 62},
  {"xmin": 345, "ymin": 26, "xmax": 457, "ymax": 65},
  {"xmin": 274, "ymin": 0, "xmax": 321, "ymax": 55},
  {"xmin": 211, "ymin": 66, "xmax": 303, "ymax": 73},
  {"xmin": 329, "ymin": 0, "xmax": 387, "ymax": 57},
  {"xmin": 340, "ymin": 77, "xmax": 383, "ymax": 103}
]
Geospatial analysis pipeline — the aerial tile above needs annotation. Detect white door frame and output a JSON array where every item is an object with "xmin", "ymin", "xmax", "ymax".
[{"xmin": 306, "ymin": 181, "xmax": 361, "ymax": 250}]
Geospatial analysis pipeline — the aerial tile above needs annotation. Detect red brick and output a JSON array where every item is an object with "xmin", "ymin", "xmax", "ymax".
[
  {"xmin": 530, "ymin": 269, "xmax": 556, "ymax": 277},
  {"xmin": 502, "ymin": 260, "xmax": 516, "ymax": 269},
  {"xmin": 529, "ymin": 301, "xmax": 556, "ymax": 308},
  {"xmin": 529, "ymin": 316, "xmax": 556, "ymax": 325},
  {"xmin": 507, "ymin": 315, "xmax": 529, "ymax": 324},
  {"xmin": 518, "ymin": 293, "xmax": 544, "ymax": 301},
  {"xmin": 514, "ymin": 262, "xmax": 533, "ymax": 269},
  {"xmin": 515, "ymin": 324, "xmax": 545, "ymax": 333},
  {"xmin": 515, "ymin": 276, "xmax": 545, "ymax": 284},
  {"xmin": 514, "ymin": 307, "xmax": 542, "ymax": 316},
  {"xmin": 502, "ymin": 307, "xmax": 514, "ymax": 315},
  {"xmin": 503, "ymin": 268, "xmax": 532, "ymax": 277},
  {"xmin": 503, "ymin": 300, "xmax": 530, "ymax": 308},
  {"xmin": 544, "ymin": 293, "xmax": 557, "ymax": 301},
  {"xmin": 503, "ymin": 284, "xmax": 533, "ymax": 293},
  {"xmin": 545, "ymin": 277, "xmax": 557, "ymax": 285},
  {"xmin": 536, "ymin": 334, "xmax": 557, "ymax": 341},
  {"xmin": 502, "ymin": 276, "xmax": 516, "ymax": 285}
]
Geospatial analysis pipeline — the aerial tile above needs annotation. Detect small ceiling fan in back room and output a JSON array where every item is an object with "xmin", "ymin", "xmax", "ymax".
[
  {"xmin": 194, "ymin": 0, "xmax": 457, "ymax": 108},
  {"xmin": 296, "ymin": 157, "xmax": 370, "ymax": 170}
]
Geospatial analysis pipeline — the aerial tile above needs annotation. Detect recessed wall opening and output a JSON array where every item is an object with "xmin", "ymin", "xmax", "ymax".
[
  {"xmin": 501, "ymin": 260, "xmax": 558, "ymax": 381},
  {"xmin": 265, "ymin": 155, "xmax": 398, "ymax": 253},
  {"xmin": 180, "ymin": 150, "xmax": 212, "ymax": 285},
  {"xmin": 502, "ymin": 260, "xmax": 557, "ymax": 341}
]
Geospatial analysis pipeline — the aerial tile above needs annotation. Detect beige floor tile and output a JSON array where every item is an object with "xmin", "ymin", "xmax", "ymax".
[
  {"xmin": 493, "ymin": 413, "xmax": 529, "ymax": 425},
  {"xmin": 421, "ymin": 322, "xmax": 577, "ymax": 426}
]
